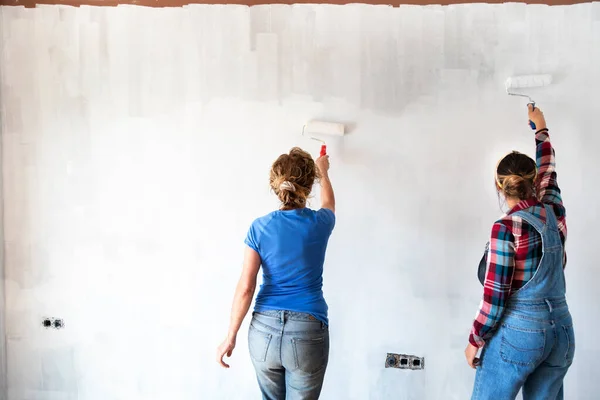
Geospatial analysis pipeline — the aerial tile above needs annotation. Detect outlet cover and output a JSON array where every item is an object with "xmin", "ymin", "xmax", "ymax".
[{"xmin": 385, "ymin": 353, "xmax": 425, "ymax": 370}]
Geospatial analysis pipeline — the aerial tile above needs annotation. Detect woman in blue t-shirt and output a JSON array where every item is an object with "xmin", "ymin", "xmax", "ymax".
[{"xmin": 217, "ymin": 147, "xmax": 336, "ymax": 400}]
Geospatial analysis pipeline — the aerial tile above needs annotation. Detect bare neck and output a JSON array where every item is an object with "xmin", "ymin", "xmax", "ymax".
[{"xmin": 505, "ymin": 197, "xmax": 520, "ymax": 211}]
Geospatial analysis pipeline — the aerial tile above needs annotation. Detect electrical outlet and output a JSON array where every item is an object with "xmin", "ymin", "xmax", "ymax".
[
  {"xmin": 410, "ymin": 356, "xmax": 424, "ymax": 369},
  {"xmin": 385, "ymin": 353, "xmax": 425, "ymax": 370},
  {"xmin": 42, "ymin": 317, "xmax": 64, "ymax": 329}
]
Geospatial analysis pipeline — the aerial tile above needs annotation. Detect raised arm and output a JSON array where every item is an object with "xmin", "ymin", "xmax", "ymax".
[
  {"xmin": 529, "ymin": 105, "xmax": 563, "ymax": 207},
  {"xmin": 529, "ymin": 104, "xmax": 568, "ymax": 265},
  {"xmin": 316, "ymin": 156, "xmax": 335, "ymax": 213}
]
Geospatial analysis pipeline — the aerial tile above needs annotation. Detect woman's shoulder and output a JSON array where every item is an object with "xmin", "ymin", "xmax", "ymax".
[
  {"xmin": 495, "ymin": 211, "xmax": 539, "ymax": 239},
  {"xmin": 249, "ymin": 211, "xmax": 280, "ymax": 232},
  {"xmin": 254, "ymin": 210, "xmax": 279, "ymax": 222},
  {"xmin": 491, "ymin": 214, "xmax": 522, "ymax": 239}
]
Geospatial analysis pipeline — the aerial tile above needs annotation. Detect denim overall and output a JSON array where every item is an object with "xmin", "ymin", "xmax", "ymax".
[{"xmin": 472, "ymin": 205, "xmax": 575, "ymax": 400}]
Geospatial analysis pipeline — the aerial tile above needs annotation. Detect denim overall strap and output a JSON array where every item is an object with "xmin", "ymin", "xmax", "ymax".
[{"xmin": 507, "ymin": 204, "xmax": 566, "ymax": 305}]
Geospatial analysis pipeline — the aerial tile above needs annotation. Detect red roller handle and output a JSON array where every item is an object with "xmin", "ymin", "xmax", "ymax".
[{"xmin": 320, "ymin": 144, "xmax": 327, "ymax": 157}]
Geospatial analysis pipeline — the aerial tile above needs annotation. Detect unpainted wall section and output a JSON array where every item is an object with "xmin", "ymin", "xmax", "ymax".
[{"xmin": 1, "ymin": 3, "xmax": 600, "ymax": 400}]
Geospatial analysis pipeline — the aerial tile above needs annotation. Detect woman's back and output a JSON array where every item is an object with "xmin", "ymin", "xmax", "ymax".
[
  {"xmin": 467, "ymin": 106, "xmax": 574, "ymax": 400},
  {"xmin": 476, "ymin": 129, "xmax": 567, "ymax": 291},
  {"xmin": 216, "ymin": 147, "xmax": 336, "ymax": 398},
  {"xmin": 245, "ymin": 207, "xmax": 335, "ymax": 324}
]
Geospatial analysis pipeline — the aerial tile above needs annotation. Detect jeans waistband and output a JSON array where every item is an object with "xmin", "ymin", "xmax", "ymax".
[
  {"xmin": 506, "ymin": 296, "xmax": 567, "ymax": 312},
  {"xmin": 255, "ymin": 310, "xmax": 319, "ymax": 322}
]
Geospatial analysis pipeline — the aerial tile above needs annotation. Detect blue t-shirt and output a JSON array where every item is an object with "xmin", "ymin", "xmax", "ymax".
[{"xmin": 244, "ymin": 207, "xmax": 335, "ymax": 325}]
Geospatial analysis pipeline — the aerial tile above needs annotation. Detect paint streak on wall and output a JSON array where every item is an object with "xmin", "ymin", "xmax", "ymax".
[{"xmin": 1, "ymin": 3, "xmax": 600, "ymax": 400}]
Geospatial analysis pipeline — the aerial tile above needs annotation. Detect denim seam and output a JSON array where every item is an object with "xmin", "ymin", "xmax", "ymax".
[
  {"xmin": 502, "ymin": 314, "xmax": 552, "ymax": 324},
  {"xmin": 506, "ymin": 304, "xmax": 567, "ymax": 312},
  {"xmin": 501, "ymin": 322, "xmax": 546, "ymax": 332},
  {"xmin": 563, "ymin": 325, "xmax": 574, "ymax": 363},
  {"xmin": 285, "ymin": 316, "xmax": 321, "ymax": 322},
  {"xmin": 508, "ymin": 296, "xmax": 566, "ymax": 303},
  {"xmin": 292, "ymin": 338, "xmax": 299, "ymax": 370},
  {"xmin": 283, "ymin": 328, "xmax": 326, "ymax": 335}
]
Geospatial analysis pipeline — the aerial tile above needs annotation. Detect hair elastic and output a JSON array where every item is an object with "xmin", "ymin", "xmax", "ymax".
[{"xmin": 279, "ymin": 181, "xmax": 296, "ymax": 192}]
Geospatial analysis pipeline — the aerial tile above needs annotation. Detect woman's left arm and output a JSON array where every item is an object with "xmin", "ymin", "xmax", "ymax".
[
  {"xmin": 217, "ymin": 246, "xmax": 261, "ymax": 368},
  {"xmin": 465, "ymin": 221, "xmax": 516, "ymax": 368}
]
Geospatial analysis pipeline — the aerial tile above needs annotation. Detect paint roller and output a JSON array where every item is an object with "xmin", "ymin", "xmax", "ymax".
[
  {"xmin": 302, "ymin": 121, "xmax": 345, "ymax": 157},
  {"xmin": 505, "ymin": 74, "xmax": 552, "ymax": 130}
]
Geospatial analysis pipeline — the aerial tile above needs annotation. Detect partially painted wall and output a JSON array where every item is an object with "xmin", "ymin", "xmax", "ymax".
[
  {"xmin": 0, "ymin": 130, "xmax": 6, "ymax": 400},
  {"xmin": 0, "ymin": 169, "xmax": 6, "ymax": 400},
  {"xmin": 0, "ymin": 9, "xmax": 8, "ymax": 397},
  {"xmin": 1, "ymin": 3, "xmax": 599, "ymax": 400},
  {"xmin": 0, "ymin": 196, "xmax": 6, "ymax": 400}
]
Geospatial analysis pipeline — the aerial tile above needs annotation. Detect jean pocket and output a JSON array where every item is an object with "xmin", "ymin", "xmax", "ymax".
[
  {"xmin": 563, "ymin": 324, "xmax": 575, "ymax": 363},
  {"xmin": 248, "ymin": 324, "xmax": 272, "ymax": 362},
  {"xmin": 500, "ymin": 325, "xmax": 545, "ymax": 366},
  {"xmin": 292, "ymin": 336, "xmax": 328, "ymax": 374}
]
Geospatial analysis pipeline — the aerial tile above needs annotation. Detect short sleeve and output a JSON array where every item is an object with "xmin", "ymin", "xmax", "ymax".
[
  {"xmin": 244, "ymin": 223, "xmax": 259, "ymax": 252},
  {"xmin": 316, "ymin": 208, "xmax": 336, "ymax": 231}
]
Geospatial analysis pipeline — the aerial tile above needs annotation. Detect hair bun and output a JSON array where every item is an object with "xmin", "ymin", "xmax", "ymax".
[
  {"xmin": 495, "ymin": 151, "xmax": 537, "ymax": 200},
  {"xmin": 501, "ymin": 174, "xmax": 531, "ymax": 199},
  {"xmin": 270, "ymin": 147, "xmax": 317, "ymax": 209}
]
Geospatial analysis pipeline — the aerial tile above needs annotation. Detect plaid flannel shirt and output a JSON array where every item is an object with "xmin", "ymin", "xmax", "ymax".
[{"xmin": 469, "ymin": 128, "xmax": 567, "ymax": 348}]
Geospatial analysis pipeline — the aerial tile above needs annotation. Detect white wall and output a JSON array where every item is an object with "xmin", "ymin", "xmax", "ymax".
[
  {"xmin": 1, "ymin": 3, "xmax": 599, "ymax": 399},
  {"xmin": 0, "ymin": 57, "xmax": 7, "ymax": 399},
  {"xmin": 0, "ymin": 12, "xmax": 8, "ymax": 395}
]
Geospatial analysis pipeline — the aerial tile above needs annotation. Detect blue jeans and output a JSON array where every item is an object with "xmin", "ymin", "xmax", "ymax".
[
  {"xmin": 472, "ymin": 299, "xmax": 575, "ymax": 400},
  {"xmin": 248, "ymin": 310, "xmax": 329, "ymax": 400}
]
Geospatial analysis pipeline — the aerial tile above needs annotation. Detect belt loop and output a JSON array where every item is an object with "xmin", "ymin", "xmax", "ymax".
[
  {"xmin": 280, "ymin": 311, "xmax": 285, "ymax": 324},
  {"xmin": 545, "ymin": 299, "xmax": 553, "ymax": 313}
]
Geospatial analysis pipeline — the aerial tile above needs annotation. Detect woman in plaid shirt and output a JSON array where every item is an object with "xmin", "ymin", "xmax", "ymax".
[{"xmin": 465, "ymin": 105, "xmax": 574, "ymax": 400}]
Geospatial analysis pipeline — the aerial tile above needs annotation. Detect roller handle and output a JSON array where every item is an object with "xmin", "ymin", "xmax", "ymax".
[
  {"xmin": 320, "ymin": 144, "xmax": 327, "ymax": 157},
  {"xmin": 528, "ymin": 102, "xmax": 536, "ymax": 130}
]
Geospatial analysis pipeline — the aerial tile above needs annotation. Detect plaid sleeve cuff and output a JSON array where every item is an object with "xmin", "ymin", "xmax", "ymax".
[
  {"xmin": 469, "ymin": 333, "xmax": 485, "ymax": 348},
  {"xmin": 535, "ymin": 128, "xmax": 549, "ymax": 140}
]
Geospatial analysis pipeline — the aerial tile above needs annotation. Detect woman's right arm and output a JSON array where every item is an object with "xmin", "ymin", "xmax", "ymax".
[
  {"xmin": 529, "ymin": 105, "xmax": 567, "ymax": 263},
  {"xmin": 317, "ymin": 156, "xmax": 335, "ymax": 213},
  {"xmin": 530, "ymin": 105, "xmax": 564, "ymax": 209}
]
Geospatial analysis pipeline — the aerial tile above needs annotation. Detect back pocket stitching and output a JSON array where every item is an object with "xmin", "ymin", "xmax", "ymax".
[
  {"xmin": 500, "ymin": 329, "xmax": 545, "ymax": 366},
  {"xmin": 502, "ymin": 323, "xmax": 545, "ymax": 333},
  {"xmin": 292, "ymin": 337, "xmax": 326, "ymax": 374},
  {"xmin": 500, "ymin": 337, "xmax": 544, "ymax": 352},
  {"xmin": 249, "ymin": 325, "xmax": 272, "ymax": 362}
]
